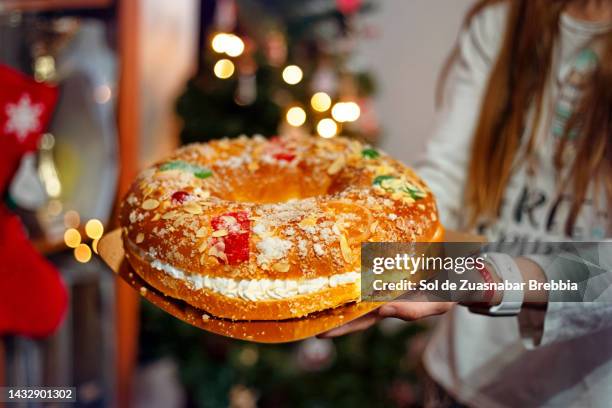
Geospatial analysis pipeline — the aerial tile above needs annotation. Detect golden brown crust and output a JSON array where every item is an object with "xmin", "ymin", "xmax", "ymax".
[{"xmin": 120, "ymin": 134, "xmax": 441, "ymax": 320}]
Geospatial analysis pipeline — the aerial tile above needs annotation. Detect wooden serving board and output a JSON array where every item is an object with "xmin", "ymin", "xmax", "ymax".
[{"xmin": 98, "ymin": 228, "xmax": 481, "ymax": 343}]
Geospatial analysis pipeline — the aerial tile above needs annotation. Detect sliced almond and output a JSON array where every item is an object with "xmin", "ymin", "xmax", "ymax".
[
  {"xmin": 142, "ymin": 199, "xmax": 160, "ymax": 210},
  {"xmin": 212, "ymin": 229, "xmax": 228, "ymax": 238},
  {"xmin": 154, "ymin": 169, "xmax": 181, "ymax": 180},
  {"xmin": 143, "ymin": 186, "xmax": 155, "ymax": 197},
  {"xmin": 370, "ymin": 221, "xmax": 378, "ymax": 234},
  {"xmin": 152, "ymin": 213, "xmax": 161, "ymax": 221},
  {"xmin": 247, "ymin": 161, "xmax": 259, "ymax": 172},
  {"xmin": 208, "ymin": 245, "xmax": 228, "ymax": 263},
  {"xmin": 162, "ymin": 211, "xmax": 178, "ymax": 220},
  {"xmin": 196, "ymin": 227, "xmax": 207, "ymax": 238},
  {"xmin": 327, "ymin": 155, "xmax": 346, "ymax": 175},
  {"xmin": 299, "ymin": 217, "xmax": 317, "ymax": 228},
  {"xmin": 135, "ymin": 233, "xmax": 145, "ymax": 243},
  {"xmin": 198, "ymin": 240, "xmax": 208, "ymax": 253},
  {"xmin": 200, "ymin": 253, "xmax": 207, "ymax": 265},
  {"xmin": 273, "ymin": 262, "xmax": 290, "ymax": 273},
  {"xmin": 173, "ymin": 215, "xmax": 187, "ymax": 227},
  {"xmin": 183, "ymin": 202, "xmax": 203, "ymax": 215},
  {"xmin": 339, "ymin": 234, "xmax": 352, "ymax": 263}
]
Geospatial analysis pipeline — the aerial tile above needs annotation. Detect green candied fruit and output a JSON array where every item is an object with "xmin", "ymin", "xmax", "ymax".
[
  {"xmin": 361, "ymin": 148, "xmax": 380, "ymax": 159},
  {"xmin": 159, "ymin": 160, "xmax": 213, "ymax": 179},
  {"xmin": 401, "ymin": 185, "xmax": 426, "ymax": 200},
  {"xmin": 372, "ymin": 174, "xmax": 396, "ymax": 186}
]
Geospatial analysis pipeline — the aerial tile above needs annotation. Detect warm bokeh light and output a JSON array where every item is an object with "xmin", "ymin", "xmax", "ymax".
[
  {"xmin": 63, "ymin": 210, "xmax": 80, "ymax": 229},
  {"xmin": 311, "ymin": 92, "xmax": 332, "ymax": 112},
  {"xmin": 92, "ymin": 239, "xmax": 99, "ymax": 254},
  {"xmin": 343, "ymin": 101, "xmax": 361, "ymax": 122},
  {"xmin": 282, "ymin": 65, "xmax": 303, "ymax": 85},
  {"xmin": 74, "ymin": 243, "xmax": 92, "ymax": 263},
  {"xmin": 64, "ymin": 228, "xmax": 81, "ymax": 248},
  {"xmin": 214, "ymin": 59, "xmax": 235, "ymax": 79},
  {"xmin": 286, "ymin": 106, "xmax": 307, "ymax": 127},
  {"xmin": 331, "ymin": 101, "xmax": 361, "ymax": 122},
  {"xmin": 85, "ymin": 219, "xmax": 104, "ymax": 240},
  {"xmin": 225, "ymin": 35, "xmax": 245, "ymax": 57},
  {"xmin": 211, "ymin": 33, "xmax": 231, "ymax": 53},
  {"xmin": 317, "ymin": 118, "xmax": 338, "ymax": 139},
  {"xmin": 212, "ymin": 33, "xmax": 245, "ymax": 57}
]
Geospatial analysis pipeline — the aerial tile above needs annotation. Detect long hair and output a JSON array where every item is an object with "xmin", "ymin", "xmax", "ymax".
[{"xmin": 443, "ymin": 0, "xmax": 612, "ymax": 235}]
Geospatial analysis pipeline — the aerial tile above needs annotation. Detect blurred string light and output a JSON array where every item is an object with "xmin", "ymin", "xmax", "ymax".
[
  {"xmin": 214, "ymin": 59, "xmax": 235, "ymax": 79},
  {"xmin": 64, "ymin": 228, "xmax": 81, "ymax": 248},
  {"xmin": 74, "ymin": 243, "xmax": 92, "ymax": 263},
  {"xmin": 282, "ymin": 65, "xmax": 303, "ymax": 85},
  {"xmin": 211, "ymin": 33, "xmax": 245, "ymax": 57},
  {"xmin": 311, "ymin": 92, "xmax": 332, "ymax": 112},
  {"xmin": 331, "ymin": 102, "xmax": 361, "ymax": 123},
  {"xmin": 63, "ymin": 215, "xmax": 104, "ymax": 263},
  {"xmin": 286, "ymin": 106, "xmax": 306, "ymax": 127},
  {"xmin": 317, "ymin": 118, "xmax": 338, "ymax": 139},
  {"xmin": 85, "ymin": 219, "xmax": 104, "ymax": 240}
]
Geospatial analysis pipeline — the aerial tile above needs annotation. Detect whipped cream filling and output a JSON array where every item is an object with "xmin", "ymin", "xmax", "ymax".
[{"xmin": 150, "ymin": 259, "xmax": 360, "ymax": 301}]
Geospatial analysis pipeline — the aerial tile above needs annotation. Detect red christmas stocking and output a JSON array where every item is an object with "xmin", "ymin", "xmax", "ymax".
[{"xmin": 0, "ymin": 64, "xmax": 67, "ymax": 337}]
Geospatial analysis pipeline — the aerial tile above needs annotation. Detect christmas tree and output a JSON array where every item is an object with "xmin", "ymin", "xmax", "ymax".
[
  {"xmin": 140, "ymin": 1, "xmax": 427, "ymax": 406},
  {"xmin": 176, "ymin": 0, "xmax": 380, "ymax": 145}
]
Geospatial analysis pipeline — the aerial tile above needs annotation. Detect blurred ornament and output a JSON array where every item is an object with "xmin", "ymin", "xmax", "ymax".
[
  {"xmin": 388, "ymin": 380, "xmax": 416, "ymax": 408},
  {"xmin": 354, "ymin": 97, "xmax": 380, "ymax": 142},
  {"xmin": 229, "ymin": 384, "xmax": 258, "ymax": 408},
  {"xmin": 215, "ymin": 0, "xmax": 237, "ymax": 32},
  {"xmin": 34, "ymin": 55, "xmax": 56, "ymax": 82},
  {"xmin": 63, "ymin": 209, "xmax": 80, "ymax": 229},
  {"xmin": 214, "ymin": 59, "xmax": 235, "ymax": 79},
  {"xmin": 311, "ymin": 92, "xmax": 332, "ymax": 112},
  {"xmin": 337, "ymin": 0, "xmax": 362, "ymax": 15},
  {"xmin": 9, "ymin": 153, "xmax": 47, "ymax": 210},
  {"xmin": 311, "ymin": 64, "xmax": 337, "ymax": 95},
  {"xmin": 282, "ymin": 65, "xmax": 303, "ymax": 85},
  {"xmin": 296, "ymin": 337, "xmax": 335, "ymax": 371},
  {"xmin": 235, "ymin": 74, "xmax": 257, "ymax": 106},
  {"xmin": 264, "ymin": 30, "xmax": 287, "ymax": 67},
  {"xmin": 238, "ymin": 346, "xmax": 259, "ymax": 367}
]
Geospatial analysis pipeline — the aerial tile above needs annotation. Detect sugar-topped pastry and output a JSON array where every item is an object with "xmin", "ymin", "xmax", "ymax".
[{"xmin": 120, "ymin": 134, "xmax": 442, "ymax": 320}]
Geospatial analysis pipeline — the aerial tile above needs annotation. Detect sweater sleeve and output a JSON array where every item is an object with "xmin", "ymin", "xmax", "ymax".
[
  {"xmin": 518, "ymin": 245, "xmax": 612, "ymax": 349},
  {"xmin": 416, "ymin": 5, "xmax": 506, "ymax": 229}
]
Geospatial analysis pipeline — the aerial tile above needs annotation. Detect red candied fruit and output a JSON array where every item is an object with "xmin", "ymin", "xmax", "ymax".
[
  {"xmin": 171, "ymin": 190, "xmax": 191, "ymax": 203},
  {"xmin": 211, "ymin": 211, "xmax": 251, "ymax": 265}
]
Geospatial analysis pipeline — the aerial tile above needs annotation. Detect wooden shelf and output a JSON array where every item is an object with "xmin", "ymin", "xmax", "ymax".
[{"xmin": 1, "ymin": 0, "xmax": 112, "ymax": 12}]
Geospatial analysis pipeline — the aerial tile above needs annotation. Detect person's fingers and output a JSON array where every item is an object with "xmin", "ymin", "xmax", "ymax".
[
  {"xmin": 317, "ymin": 311, "xmax": 382, "ymax": 338},
  {"xmin": 379, "ymin": 301, "xmax": 454, "ymax": 320}
]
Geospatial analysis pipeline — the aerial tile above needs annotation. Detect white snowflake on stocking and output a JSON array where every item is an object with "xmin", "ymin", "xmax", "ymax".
[{"xmin": 4, "ymin": 94, "xmax": 43, "ymax": 142}]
